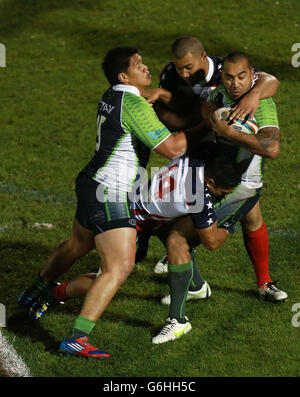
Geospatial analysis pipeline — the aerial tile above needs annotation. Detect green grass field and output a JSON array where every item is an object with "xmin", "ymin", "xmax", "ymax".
[{"xmin": 0, "ymin": 0, "xmax": 299, "ymax": 380}]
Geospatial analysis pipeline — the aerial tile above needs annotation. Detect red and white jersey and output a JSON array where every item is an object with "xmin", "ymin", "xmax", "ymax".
[{"xmin": 133, "ymin": 156, "xmax": 217, "ymax": 233}]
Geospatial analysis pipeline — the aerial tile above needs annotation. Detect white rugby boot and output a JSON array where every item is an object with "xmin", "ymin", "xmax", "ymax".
[
  {"xmin": 154, "ymin": 255, "xmax": 168, "ymax": 274},
  {"xmin": 152, "ymin": 317, "xmax": 192, "ymax": 344},
  {"xmin": 161, "ymin": 281, "xmax": 211, "ymax": 305},
  {"xmin": 258, "ymin": 281, "xmax": 288, "ymax": 302}
]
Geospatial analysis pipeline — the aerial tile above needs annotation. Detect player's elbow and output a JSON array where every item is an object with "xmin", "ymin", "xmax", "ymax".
[
  {"xmin": 154, "ymin": 133, "xmax": 187, "ymax": 159},
  {"xmin": 267, "ymin": 150, "xmax": 279, "ymax": 160},
  {"xmin": 202, "ymin": 239, "xmax": 220, "ymax": 251},
  {"xmin": 168, "ymin": 147, "xmax": 186, "ymax": 160},
  {"xmin": 266, "ymin": 142, "xmax": 280, "ymax": 159}
]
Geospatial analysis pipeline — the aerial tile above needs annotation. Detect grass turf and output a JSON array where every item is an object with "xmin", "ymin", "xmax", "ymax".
[{"xmin": 0, "ymin": 0, "xmax": 299, "ymax": 379}]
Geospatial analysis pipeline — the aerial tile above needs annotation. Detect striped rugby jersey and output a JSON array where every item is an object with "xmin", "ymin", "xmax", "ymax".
[{"xmin": 133, "ymin": 156, "xmax": 217, "ymax": 232}]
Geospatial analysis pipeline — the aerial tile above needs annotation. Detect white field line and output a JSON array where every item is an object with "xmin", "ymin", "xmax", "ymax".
[{"xmin": 0, "ymin": 330, "xmax": 31, "ymax": 377}]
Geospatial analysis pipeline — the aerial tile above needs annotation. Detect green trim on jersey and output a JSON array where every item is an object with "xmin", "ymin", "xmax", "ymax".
[{"xmin": 121, "ymin": 92, "xmax": 171, "ymax": 149}]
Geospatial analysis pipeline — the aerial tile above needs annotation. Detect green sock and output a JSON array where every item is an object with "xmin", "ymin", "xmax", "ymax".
[
  {"xmin": 189, "ymin": 249, "xmax": 205, "ymax": 292},
  {"xmin": 70, "ymin": 315, "xmax": 95, "ymax": 339},
  {"xmin": 168, "ymin": 261, "xmax": 193, "ymax": 324}
]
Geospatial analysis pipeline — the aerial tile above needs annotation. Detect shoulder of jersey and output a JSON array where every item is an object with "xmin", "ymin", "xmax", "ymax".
[
  {"xmin": 210, "ymin": 55, "xmax": 223, "ymax": 68},
  {"xmin": 159, "ymin": 62, "xmax": 185, "ymax": 86}
]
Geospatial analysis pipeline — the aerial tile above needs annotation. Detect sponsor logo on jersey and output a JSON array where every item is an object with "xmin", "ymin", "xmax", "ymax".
[
  {"xmin": 99, "ymin": 100, "xmax": 115, "ymax": 114},
  {"xmin": 147, "ymin": 127, "xmax": 168, "ymax": 140},
  {"xmin": 128, "ymin": 218, "xmax": 136, "ymax": 226}
]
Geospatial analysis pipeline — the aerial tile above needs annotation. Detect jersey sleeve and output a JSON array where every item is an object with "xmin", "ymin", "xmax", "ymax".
[
  {"xmin": 121, "ymin": 92, "xmax": 171, "ymax": 149},
  {"xmin": 190, "ymin": 186, "xmax": 217, "ymax": 229},
  {"xmin": 254, "ymin": 98, "xmax": 279, "ymax": 131}
]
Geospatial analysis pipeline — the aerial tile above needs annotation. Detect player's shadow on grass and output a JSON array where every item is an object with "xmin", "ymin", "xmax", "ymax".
[
  {"xmin": 6, "ymin": 312, "xmax": 60, "ymax": 354},
  {"xmin": 209, "ymin": 283, "xmax": 257, "ymax": 299}
]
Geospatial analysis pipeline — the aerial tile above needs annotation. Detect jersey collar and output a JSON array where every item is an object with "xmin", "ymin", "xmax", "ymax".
[
  {"xmin": 112, "ymin": 84, "xmax": 140, "ymax": 96},
  {"xmin": 192, "ymin": 56, "xmax": 214, "ymax": 93},
  {"xmin": 205, "ymin": 56, "xmax": 214, "ymax": 84}
]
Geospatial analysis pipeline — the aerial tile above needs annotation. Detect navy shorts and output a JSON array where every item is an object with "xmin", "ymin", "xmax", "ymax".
[{"xmin": 75, "ymin": 172, "xmax": 136, "ymax": 236}]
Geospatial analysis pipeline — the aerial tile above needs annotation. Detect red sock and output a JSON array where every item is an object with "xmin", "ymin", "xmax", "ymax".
[
  {"xmin": 242, "ymin": 221, "xmax": 272, "ymax": 287},
  {"xmin": 51, "ymin": 281, "xmax": 69, "ymax": 302}
]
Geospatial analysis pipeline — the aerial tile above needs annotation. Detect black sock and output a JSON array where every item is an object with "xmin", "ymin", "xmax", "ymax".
[{"xmin": 189, "ymin": 249, "xmax": 205, "ymax": 291}]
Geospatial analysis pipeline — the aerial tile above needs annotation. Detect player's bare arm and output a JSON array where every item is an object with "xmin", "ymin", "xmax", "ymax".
[
  {"xmin": 211, "ymin": 111, "xmax": 280, "ymax": 159},
  {"xmin": 154, "ymin": 131, "xmax": 187, "ymax": 159},
  {"xmin": 196, "ymin": 222, "xmax": 228, "ymax": 251},
  {"xmin": 143, "ymin": 87, "xmax": 173, "ymax": 105},
  {"xmin": 230, "ymin": 72, "xmax": 279, "ymax": 121}
]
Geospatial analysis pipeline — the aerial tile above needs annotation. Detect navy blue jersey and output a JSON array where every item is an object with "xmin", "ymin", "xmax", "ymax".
[{"xmin": 159, "ymin": 56, "xmax": 223, "ymax": 100}]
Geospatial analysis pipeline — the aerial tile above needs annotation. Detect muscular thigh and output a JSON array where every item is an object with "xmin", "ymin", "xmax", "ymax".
[
  {"xmin": 94, "ymin": 227, "xmax": 137, "ymax": 273},
  {"xmin": 157, "ymin": 216, "xmax": 200, "ymax": 249}
]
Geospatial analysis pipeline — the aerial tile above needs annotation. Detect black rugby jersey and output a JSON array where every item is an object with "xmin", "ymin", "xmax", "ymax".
[{"xmin": 159, "ymin": 56, "xmax": 223, "ymax": 100}]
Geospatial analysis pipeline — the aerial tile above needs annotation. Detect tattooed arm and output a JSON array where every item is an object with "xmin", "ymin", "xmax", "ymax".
[{"xmin": 210, "ymin": 111, "xmax": 280, "ymax": 159}]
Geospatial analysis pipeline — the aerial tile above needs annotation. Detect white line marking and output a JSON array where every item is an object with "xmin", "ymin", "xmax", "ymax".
[{"xmin": 0, "ymin": 330, "xmax": 31, "ymax": 377}]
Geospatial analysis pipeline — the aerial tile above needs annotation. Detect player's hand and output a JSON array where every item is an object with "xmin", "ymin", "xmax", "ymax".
[
  {"xmin": 144, "ymin": 88, "xmax": 162, "ymax": 104},
  {"xmin": 229, "ymin": 90, "xmax": 260, "ymax": 121},
  {"xmin": 143, "ymin": 88, "xmax": 172, "ymax": 105},
  {"xmin": 210, "ymin": 110, "xmax": 231, "ymax": 137}
]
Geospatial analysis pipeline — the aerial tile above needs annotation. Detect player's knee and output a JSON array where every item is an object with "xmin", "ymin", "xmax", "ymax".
[
  {"xmin": 110, "ymin": 258, "xmax": 135, "ymax": 284},
  {"xmin": 166, "ymin": 234, "xmax": 190, "ymax": 263},
  {"xmin": 66, "ymin": 237, "xmax": 93, "ymax": 259}
]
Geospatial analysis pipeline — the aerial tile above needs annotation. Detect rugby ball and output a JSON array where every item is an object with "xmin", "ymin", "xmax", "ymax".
[{"xmin": 216, "ymin": 106, "xmax": 258, "ymax": 135}]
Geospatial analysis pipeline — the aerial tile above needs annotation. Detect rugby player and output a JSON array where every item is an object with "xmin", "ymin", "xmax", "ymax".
[
  {"xmin": 17, "ymin": 47, "xmax": 208, "ymax": 358},
  {"xmin": 143, "ymin": 37, "xmax": 285, "ymax": 304},
  {"xmin": 144, "ymin": 35, "xmax": 279, "ymax": 129},
  {"xmin": 27, "ymin": 155, "xmax": 244, "ymax": 344},
  {"xmin": 158, "ymin": 52, "xmax": 287, "ymax": 313}
]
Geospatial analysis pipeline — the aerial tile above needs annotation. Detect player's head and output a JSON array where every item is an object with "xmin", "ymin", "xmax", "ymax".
[
  {"xmin": 221, "ymin": 52, "xmax": 255, "ymax": 101},
  {"xmin": 102, "ymin": 47, "xmax": 152, "ymax": 90},
  {"xmin": 171, "ymin": 35, "xmax": 208, "ymax": 85},
  {"xmin": 204, "ymin": 156, "xmax": 242, "ymax": 197}
]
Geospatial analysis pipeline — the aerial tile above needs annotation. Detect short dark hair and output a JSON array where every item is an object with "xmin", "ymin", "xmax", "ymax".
[
  {"xmin": 204, "ymin": 156, "xmax": 245, "ymax": 189},
  {"xmin": 222, "ymin": 52, "xmax": 251, "ymax": 69},
  {"xmin": 102, "ymin": 47, "xmax": 139, "ymax": 86},
  {"xmin": 171, "ymin": 35, "xmax": 205, "ymax": 59}
]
